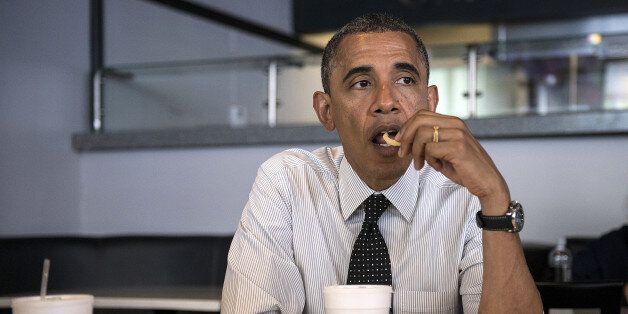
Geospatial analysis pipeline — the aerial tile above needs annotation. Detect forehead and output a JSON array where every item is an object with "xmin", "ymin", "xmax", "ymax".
[{"xmin": 333, "ymin": 31, "xmax": 424, "ymax": 74}]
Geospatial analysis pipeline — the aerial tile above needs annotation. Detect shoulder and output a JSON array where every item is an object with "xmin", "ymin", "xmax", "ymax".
[
  {"xmin": 248, "ymin": 147, "xmax": 343, "ymax": 214},
  {"xmin": 259, "ymin": 146, "xmax": 344, "ymax": 179}
]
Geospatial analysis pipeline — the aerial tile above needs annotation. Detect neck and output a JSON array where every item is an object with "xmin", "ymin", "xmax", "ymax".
[
  {"xmin": 359, "ymin": 173, "xmax": 398, "ymax": 191},
  {"xmin": 354, "ymin": 162, "xmax": 410, "ymax": 192}
]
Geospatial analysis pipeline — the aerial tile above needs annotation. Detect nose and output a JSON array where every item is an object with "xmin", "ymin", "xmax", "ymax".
[{"xmin": 372, "ymin": 83, "xmax": 399, "ymax": 114}]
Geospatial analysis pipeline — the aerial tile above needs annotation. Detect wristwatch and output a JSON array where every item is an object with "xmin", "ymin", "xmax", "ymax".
[{"xmin": 475, "ymin": 201, "xmax": 524, "ymax": 232}]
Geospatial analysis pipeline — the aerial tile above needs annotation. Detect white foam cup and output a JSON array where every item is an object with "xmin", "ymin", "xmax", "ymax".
[
  {"xmin": 11, "ymin": 294, "xmax": 94, "ymax": 314},
  {"xmin": 323, "ymin": 285, "xmax": 392, "ymax": 314}
]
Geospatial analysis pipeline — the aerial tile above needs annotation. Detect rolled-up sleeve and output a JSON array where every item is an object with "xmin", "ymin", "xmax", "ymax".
[
  {"xmin": 221, "ymin": 163, "xmax": 305, "ymax": 313},
  {"xmin": 459, "ymin": 197, "xmax": 483, "ymax": 313}
]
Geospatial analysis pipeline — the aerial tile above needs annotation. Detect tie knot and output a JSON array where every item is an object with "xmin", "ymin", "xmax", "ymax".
[{"xmin": 362, "ymin": 194, "xmax": 390, "ymax": 223}]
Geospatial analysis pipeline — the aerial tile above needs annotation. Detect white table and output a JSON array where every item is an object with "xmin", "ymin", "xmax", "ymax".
[{"xmin": 0, "ymin": 286, "xmax": 221, "ymax": 312}]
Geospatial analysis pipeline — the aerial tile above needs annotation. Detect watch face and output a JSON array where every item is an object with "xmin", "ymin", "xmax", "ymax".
[{"xmin": 510, "ymin": 202, "xmax": 524, "ymax": 232}]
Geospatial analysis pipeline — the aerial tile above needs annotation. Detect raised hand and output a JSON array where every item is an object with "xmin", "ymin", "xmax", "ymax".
[{"xmin": 396, "ymin": 110, "xmax": 510, "ymax": 213}]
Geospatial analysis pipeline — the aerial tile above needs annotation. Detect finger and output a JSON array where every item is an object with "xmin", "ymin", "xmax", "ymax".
[
  {"xmin": 396, "ymin": 110, "xmax": 436, "ymax": 141},
  {"xmin": 424, "ymin": 141, "xmax": 463, "ymax": 177},
  {"xmin": 424, "ymin": 128, "xmax": 459, "ymax": 172},
  {"xmin": 409, "ymin": 112, "xmax": 467, "ymax": 139},
  {"xmin": 397, "ymin": 112, "xmax": 465, "ymax": 157},
  {"xmin": 401, "ymin": 123, "xmax": 462, "ymax": 159},
  {"xmin": 407, "ymin": 126, "xmax": 466, "ymax": 170},
  {"xmin": 432, "ymin": 126, "xmax": 468, "ymax": 144},
  {"xmin": 425, "ymin": 151, "xmax": 443, "ymax": 172},
  {"xmin": 402, "ymin": 125, "xmax": 435, "ymax": 160},
  {"xmin": 397, "ymin": 115, "xmax": 437, "ymax": 157},
  {"xmin": 411, "ymin": 132, "xmax": 426, "ymax": 170},
  {"xmin": 436, "ymin": 127, "xmax": 491, "ymax": 170}
]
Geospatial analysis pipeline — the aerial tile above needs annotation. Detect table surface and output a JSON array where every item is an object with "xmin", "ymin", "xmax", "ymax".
[{"xmin": 0, "ymin": 286, "xmax": 221, "ymax": 312}]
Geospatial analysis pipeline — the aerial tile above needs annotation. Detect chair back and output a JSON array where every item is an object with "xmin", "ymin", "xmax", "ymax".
[{"xmin": 536, "ymin": 281, "xmax": 623, "ymax": 314}]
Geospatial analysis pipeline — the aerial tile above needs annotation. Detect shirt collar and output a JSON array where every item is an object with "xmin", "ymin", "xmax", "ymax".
[{"xmin": 338, "ymin": 156, "xmax": 419, "ymax": 222}]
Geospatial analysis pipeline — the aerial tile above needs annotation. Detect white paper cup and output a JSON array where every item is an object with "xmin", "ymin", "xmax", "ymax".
[
  {"xmin": 11, "ymin": 294, "xmax": 94, "ymax": 314},
  {"xmin": 323, "ymin": 285, "xmax": 392, "ymax": 314}
]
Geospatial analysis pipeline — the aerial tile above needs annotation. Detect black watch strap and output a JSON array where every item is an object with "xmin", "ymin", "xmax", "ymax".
[
  {"xmin": 475, "ymin": 211, "xmax": 513, "ymax": 231},
  {"xmin": 475, "ymin": 201, "xmax": 524, "ymax": 233}
]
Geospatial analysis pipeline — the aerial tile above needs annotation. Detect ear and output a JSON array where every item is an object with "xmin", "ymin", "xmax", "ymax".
[
  {"xmin": 427, "ymin": 85, "xmax": 439, "ymax": 112},
  {"xmin": 313, "ymin": 91, "xmax": 335, "ymax": 131}
]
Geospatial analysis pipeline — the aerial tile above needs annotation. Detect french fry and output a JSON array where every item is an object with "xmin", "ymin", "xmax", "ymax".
[{"xmin": 382, "ymin": 132, "xmax": 401, "ymax": 147}]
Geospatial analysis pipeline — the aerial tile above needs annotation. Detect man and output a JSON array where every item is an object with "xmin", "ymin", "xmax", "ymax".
[{"xmin": 222, "ymin": 13, "xmax": 542, "ymax": 313}]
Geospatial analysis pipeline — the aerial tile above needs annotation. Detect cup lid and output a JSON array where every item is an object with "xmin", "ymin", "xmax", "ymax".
[
  {"xmin": 324, "ymin": 285, "xmax": 392, "ymax": 294},
  {"xmin": 323, "ymin": 285, "xmax": 392, "ymax": 309},
  {"xmin": 11, "ymin": 294, "xmax": 94, "ymax": 307}
]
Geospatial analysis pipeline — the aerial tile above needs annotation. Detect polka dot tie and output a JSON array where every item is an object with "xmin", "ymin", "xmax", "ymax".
[{"xmin": 347, "ymin": 194, "xmax": 392, "ymax": 285}]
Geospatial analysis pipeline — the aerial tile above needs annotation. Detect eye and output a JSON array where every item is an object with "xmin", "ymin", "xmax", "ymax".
[
  {"xmin": 396, "ymin": 77, "xmax": 416, "ymax": 85},
  {"xmin": 351, "ymin": 80, "xmax": 371, "ymax": 89}
]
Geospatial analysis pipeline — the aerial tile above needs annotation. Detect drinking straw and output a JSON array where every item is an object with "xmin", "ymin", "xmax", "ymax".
[{"xmin": 40, "ymin": 258, "xmax": 50, "ymax": 300}]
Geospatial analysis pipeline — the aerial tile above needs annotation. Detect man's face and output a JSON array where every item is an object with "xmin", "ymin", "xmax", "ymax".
[{"xmin": 314, "ymin": 31, "xmax": 438, "ymax": 190}]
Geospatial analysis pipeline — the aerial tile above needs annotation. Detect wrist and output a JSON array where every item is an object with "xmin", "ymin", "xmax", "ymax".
[
  {"xmin": 479, "ymin": 191, "xmax": 510, "ymax": 216},
  {"xmin": 476, "ymin": 200, "xmax": 525, "ymax": 233}
]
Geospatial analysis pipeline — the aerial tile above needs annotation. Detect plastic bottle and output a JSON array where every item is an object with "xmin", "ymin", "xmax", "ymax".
[{"xmin": 548, "ymin": 237, "xmax": 572, "ymax": 282}]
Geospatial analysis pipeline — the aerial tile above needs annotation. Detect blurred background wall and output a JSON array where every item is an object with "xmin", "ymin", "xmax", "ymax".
[
  {"xmin": 1, "ymin": 0, "xmax": 626, "ymax": 243},
  {"xmin": 1, "ymin": 0, "xmax": 88, "ymax": 235}
]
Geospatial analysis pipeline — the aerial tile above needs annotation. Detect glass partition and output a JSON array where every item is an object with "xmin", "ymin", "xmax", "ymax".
[
  {"xmin": 101, "ymin": 55, "xmax": 322, "ymax": 132},
  {"xmin": 429, "ymin": 32, "xmax": 628, "ymax": 119},
  {"xmin": 98, "ymin": 33, "xmax": 628, "ymax": 132}
]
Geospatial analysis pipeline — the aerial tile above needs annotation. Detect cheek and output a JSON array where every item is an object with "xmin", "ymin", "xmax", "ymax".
[
  {"xmin": 332, "ymin": 101, "xmax": 366, "ymax": 142},
  {"xmin": 334, "ymin": 98, "xmax": 363, "ymax": 122},
  {"xmin": 398, "ymin": 88, "xmax": 425, "ymax": 112}
]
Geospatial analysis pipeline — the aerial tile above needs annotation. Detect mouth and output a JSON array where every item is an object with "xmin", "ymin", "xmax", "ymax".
[{"xmin": 370, "ymin": 126, "xmax": 400, "ymax": 147}]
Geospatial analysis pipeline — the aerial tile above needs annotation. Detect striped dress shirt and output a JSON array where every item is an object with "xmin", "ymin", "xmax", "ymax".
[{"xmin": 222, "ymin": 146, "xmax": 483, "ymax": 313}]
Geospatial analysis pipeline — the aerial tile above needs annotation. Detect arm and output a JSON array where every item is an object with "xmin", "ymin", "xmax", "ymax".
[
  {"xmin": 396, "ymin": 110, "xmax": 542, "ymax": 313},
  {"xmin": 478, "ymin": 196, "xmax": 542, "ymax": 312},
  {"xmin": 221, "ymin": 164, "xmax": 305, "ymax": 313}
]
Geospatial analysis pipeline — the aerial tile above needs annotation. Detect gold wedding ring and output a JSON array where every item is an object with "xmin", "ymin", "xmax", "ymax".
[{"xmin": 432, "ymin": 126, "xmax": 440, "ymax": 143}]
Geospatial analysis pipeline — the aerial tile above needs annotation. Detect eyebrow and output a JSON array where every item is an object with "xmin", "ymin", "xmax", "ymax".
[
  {"xmin": 395, "ymin": 62, "xmax": 421, "ymax": 80},
  {"xmin": 342, "ymin": 66, "xmax": 373, "ymax": 84},
  {"xmin": 341, "ymin": 63, "xmax": 422, "ymax": 84}
]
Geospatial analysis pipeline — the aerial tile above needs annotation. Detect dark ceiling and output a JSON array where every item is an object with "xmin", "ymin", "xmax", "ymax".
[{"xmin": 294, "ymin": 0, "xmax": 628, "ymax": 33}]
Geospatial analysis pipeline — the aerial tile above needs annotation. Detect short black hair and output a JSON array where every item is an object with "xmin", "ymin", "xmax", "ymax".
[{"xmin": 321, "ymin": 13, "xmax": 430, "ymax": 94}]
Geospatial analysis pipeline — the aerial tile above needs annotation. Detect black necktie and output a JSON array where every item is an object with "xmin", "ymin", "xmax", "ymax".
[{"xmin": 347, "ymin": 194, "xmax": 392, "ymax": 285}]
